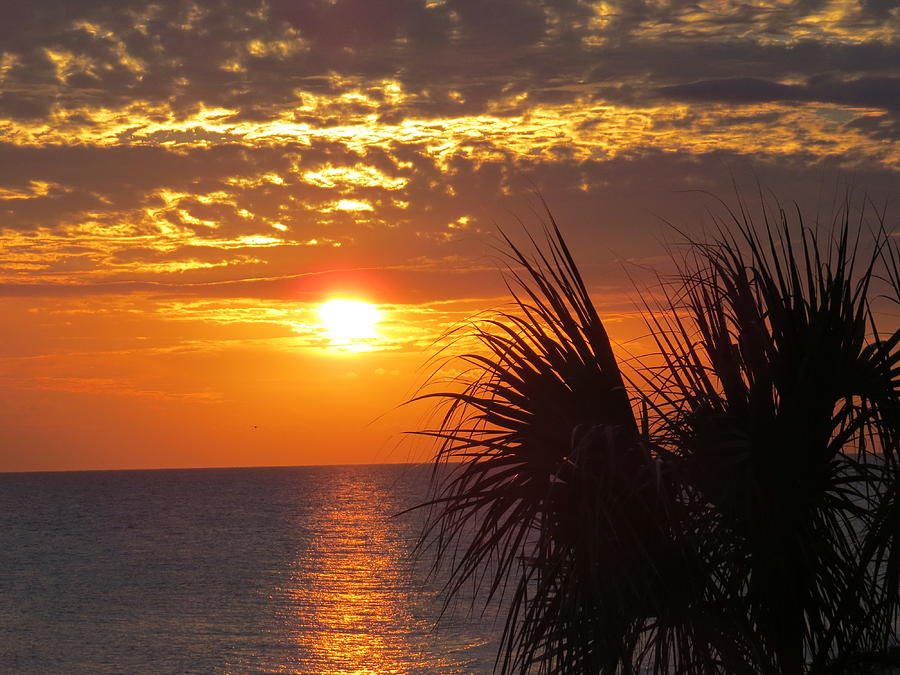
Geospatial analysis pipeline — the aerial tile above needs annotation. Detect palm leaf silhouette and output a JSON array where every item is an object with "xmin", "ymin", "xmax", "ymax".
[{"xmin": 411, "ymin": 195, "xmax": 899, "ymax": 674}]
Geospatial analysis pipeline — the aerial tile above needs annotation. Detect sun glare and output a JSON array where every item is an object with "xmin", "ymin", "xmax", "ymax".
[{"xmin": 318, "ymin": 299, "xmax": 381, "ymax": 350}]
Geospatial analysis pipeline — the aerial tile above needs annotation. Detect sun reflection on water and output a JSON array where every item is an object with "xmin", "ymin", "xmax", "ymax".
[{"xmin": 275, "ymin": 469, "xmax": 436, "ymax": 674}]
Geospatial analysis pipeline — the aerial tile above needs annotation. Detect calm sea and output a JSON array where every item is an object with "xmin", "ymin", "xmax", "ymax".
[{"xmin": 0, "ymin": 464, "xmax": 504, "ymax": 674}]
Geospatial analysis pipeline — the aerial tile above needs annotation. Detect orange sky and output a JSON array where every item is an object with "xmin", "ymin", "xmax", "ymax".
[{"xmin": 1, "ymin": 0, "xmax": 899, "ymax": 471}]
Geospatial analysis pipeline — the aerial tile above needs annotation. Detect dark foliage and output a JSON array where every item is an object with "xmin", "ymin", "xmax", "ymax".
[{"xmin": 410, "ymin": 195, "xmax": 900, "ymax": 674}]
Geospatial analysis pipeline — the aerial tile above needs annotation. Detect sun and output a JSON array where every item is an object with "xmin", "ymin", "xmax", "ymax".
[{"xmin": 318, "ymin": 299, "xmax": 381, "ymax": 349}]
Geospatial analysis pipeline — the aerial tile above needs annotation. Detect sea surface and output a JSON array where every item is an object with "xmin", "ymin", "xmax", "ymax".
[{"xmin": 0, "ymin": 464, "xmax": 505, "ymax": 674}]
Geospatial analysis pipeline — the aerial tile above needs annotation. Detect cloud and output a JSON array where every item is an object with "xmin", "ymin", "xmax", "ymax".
[
  {"xmin": 2, "ymin": 375, "xmax": 223, "ymax": 401},
  {"xmin": 0, "ymin": 0, "xmax": 897, "ymax": 133},
  {"xmin": 659, "ymin": 76, "xmax": 900, "ymax": 113},
  {"xmin": 1, "ymin": 0, "xmax": 898, "ymax": 303},
  {"xmin": 846, "ymin": 112, "xmax": 900, "ymax": 140}
]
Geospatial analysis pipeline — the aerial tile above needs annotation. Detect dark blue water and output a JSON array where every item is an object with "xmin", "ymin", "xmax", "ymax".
[{"xmin": 0, "ymin": 465, "xmax": 503, "ymax": 674}]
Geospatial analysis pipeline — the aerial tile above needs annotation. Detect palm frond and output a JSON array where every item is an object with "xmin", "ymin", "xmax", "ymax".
[
  {"xmin": 410, "ymin": 194, "xmax": 899, "ymax": 674},
  {"xmin": 637, "ymin": 194, "xmax": 900, "ymax": 672}
]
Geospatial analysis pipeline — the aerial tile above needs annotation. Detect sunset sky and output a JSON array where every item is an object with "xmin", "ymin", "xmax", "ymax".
[{"xmin": 2, "ymin": 0, "xmax": 898, "ymax": 471}]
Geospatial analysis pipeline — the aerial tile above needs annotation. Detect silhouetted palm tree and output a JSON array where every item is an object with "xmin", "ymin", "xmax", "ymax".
[{"xmin": 412, "ymin": 195, "xmax": 899, "ymax": 674}]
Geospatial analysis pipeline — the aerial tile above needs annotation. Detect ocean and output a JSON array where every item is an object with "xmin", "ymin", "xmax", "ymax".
[{"xmin": 0, "ymin": 464, "xmax": 503, "ymax": 674}]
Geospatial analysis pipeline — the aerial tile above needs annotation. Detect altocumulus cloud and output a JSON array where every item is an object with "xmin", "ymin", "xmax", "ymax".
[{"xmin": 0, "ymin": 0, "xmax": 898, "ymax": 301}]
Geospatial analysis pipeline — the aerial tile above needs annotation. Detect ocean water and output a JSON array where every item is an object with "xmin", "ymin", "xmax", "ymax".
[{"xmin": 0, "ymin": 464, "xmax": 504, "ymax": 674}]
